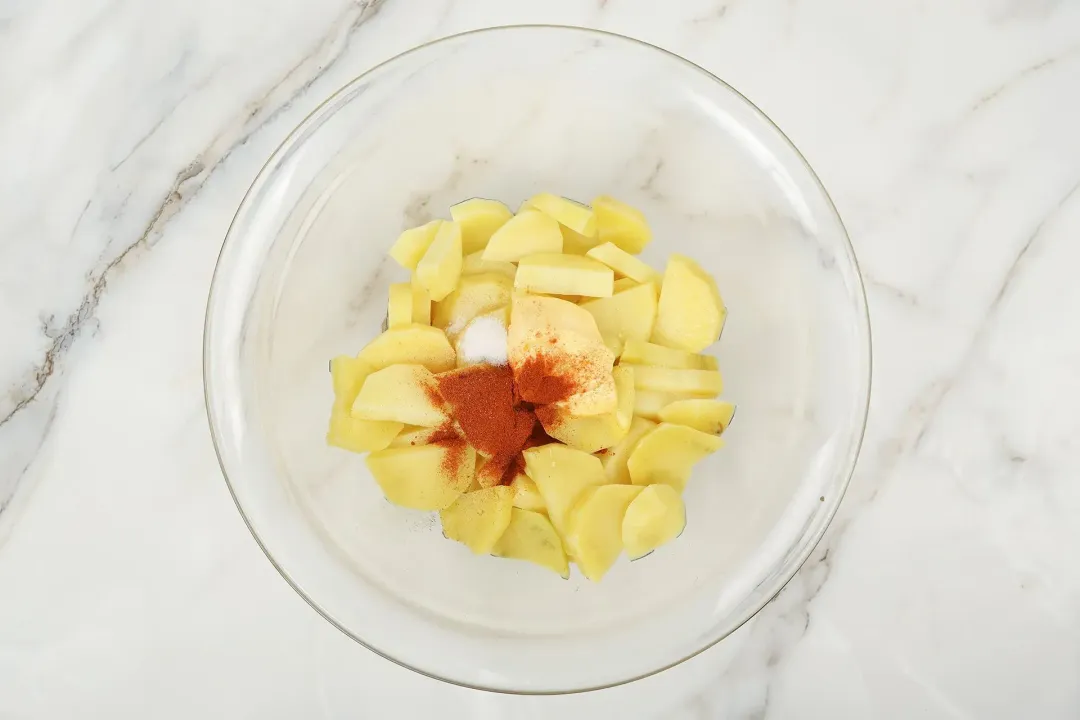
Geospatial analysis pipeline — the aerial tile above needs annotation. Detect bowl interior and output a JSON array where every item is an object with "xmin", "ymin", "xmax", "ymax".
[{"xmin": 205, "ymin": 26, "xmax": 869, "ymax": 693}]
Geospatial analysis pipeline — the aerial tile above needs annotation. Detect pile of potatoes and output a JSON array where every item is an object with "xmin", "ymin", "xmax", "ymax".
[{"xmin": 327, "ymin": 193, "xmax": 734, "ymax": 581}]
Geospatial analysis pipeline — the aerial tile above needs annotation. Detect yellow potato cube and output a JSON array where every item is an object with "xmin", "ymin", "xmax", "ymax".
[
  {"xmin": 658, "ymin": 399, "xmax": 736, "ymax": 435},
  {"xmin": 411, "ymin": 281, "xmax": 431, "ymax": 325},
  {"xmin": 585, "ymin": 242, "xmax": 660, "ymax": 284},
  {"xmin": 633, "ymin": 389, "xmax": 680, "ymax": 421},
  {"xmin": 612, "ymin": 277, "xmax": 641, "ymax": 294},
  {"xmin": 450, "ymin": 198, "xmax": 513, "ymax": 254},
  {"xmin": 510, "ymin": 473, "xmax": 547, "ymax": 513},
  {"xmin": 482, "ymin": 210, "xmax": 562, "ymax": 262},
  {"xmin": 327, "ymin": 406, "xmax": 402, "ymax": 453},
  {"xmin": 523, "ymin": 443, "xmax": 611, "ymax": 536},
  {"xmin": 350, "ymin": 364, "xmax": 448, "ymax": 427},
  {"xmin": 592, "ymin": 195, "xmax": 652, "ymax": 254},
  {"xmin": 387, "ymin": 283, "xmax": 413, "ymax": 329},
  {"xmin": 579, "ymin": 282, "xmax": 658, "ymax": 355},
  {"xmin": 440, "ymin": 486, "xmax": 514, "ymax": 554},
  {"xmin": 540, "ymin": 365, "xmax": 634, "ymax": 453},
  {"xmin": 514, "ymin": 253, "xmax": 614, "ymax": 298},
  {"xmin": 598, "ymin": 416, "xmax": 656, "ymax": 484},
  {"xmin": 388, "ymin": 220, "xmax": 442, "ymax": 270},
  {"xmin": 565, "ymin": 484, "xmax": 643, "ymax": 581},
  {"xmin": 523, "ymin": 193, "xmax": 597, "ymax": 237},
  {"xmin": 622, "ymin": 484, "xmax": 685, "ymax": 560},
  {"xmin": 357, "ymin": 324, "xmax": 455, "ymax": 373},
  {"xmin": 367, "ymin": 441, "xmax": 476, "ymax": 510},
  {"xmin": 559, "ymin": 224, "xmax": 602, "ymax": 255},
  {"xmin": 432, "ymin": 272, "xmax": 513, "ymax": 339},
  {"xmin": 330, "ymin": 355, "xmax": 374, "ymax": 404},
  {"xmin": 416, "ymin": 220, "xmax": 463, "ymax": 302},
  {"xmin": 626, "ymin": 365, "xmax": 723, "ymax": 396},
  {"xmin": 620, "ymin": 339, "xmax": 718, "ymax": 370},
  {"xmin": 492, "ymin": 508, "xmax": 569, "ymax": 578},
  {"xmin": 461, "ymin": 251, "xmax": 516, "ymax": 279},
  {"xmin": 652, "ymin": 254, "xmax": 726, "ymax": 352},
  {"xmin": 627, "ymin": 423, "xmax": 724, "ymax": 491}
]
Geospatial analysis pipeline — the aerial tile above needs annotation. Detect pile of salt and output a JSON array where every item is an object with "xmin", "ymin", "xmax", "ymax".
[{"xmin": 456, "ymin": 315, "xmax": 509, "ymax": 366}]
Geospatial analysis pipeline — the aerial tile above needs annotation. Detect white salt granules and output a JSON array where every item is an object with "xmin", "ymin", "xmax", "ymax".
[{"xmin": 456, "ymin": 315, "xmax": 509, "ymax": 366}]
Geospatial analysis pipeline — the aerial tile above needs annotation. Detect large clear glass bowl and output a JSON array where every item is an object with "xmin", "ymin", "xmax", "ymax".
[{"xmin": 204, "ymin": 26, "xmax": 870, "ymax": 694}]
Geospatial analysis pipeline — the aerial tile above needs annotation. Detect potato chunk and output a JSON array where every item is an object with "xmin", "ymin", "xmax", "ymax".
[
  {"xmin": 461, "ymin": 251, "xmax": 516, "ymax": 279},
  {"xmin": 482, "ymin": 210, "xmax": 562, "ymax": 262},
  {"xmin": 622, "ymin": 484, "xmax": 685, "ymax": 559},
  {"xmin": 565, "ymin": 484, "xmax": 643, "ymax": 581},
  {"xmin": 367, "ymin": 441, "xmax": 476, "ymax": 510},
  {"xmin": 387, "ymin": 283, "xmax": 413, "ymax": 329},
  {"xmin": 388, "ymin": 220, "xmax": 442, "ymax": 269},
  {"xmin": 523, "ymin": 443, "xmax": 610, "ymax": 535},
  {"xmin": 627, "ymin": 423, "xmax": 723, "ymax": 491},
  {"xmin": 357, "ymin": 325, "xmax": 455, "ymax": 373},
  {"xmin": 539, "ymin": 365, "xmax": 634, "ymax": 453},
  {"xmin": 620, "ymin": 339, "xmax": 718, "ymax": 370},
  {"xmin": 509, "ymin": 473, "xmax": 546, "ymax": 513},
  {"xmin": 492, "ymin": 508, "xmax": 569, "ymax": 578},
  {"xmin": 579, "ymin": 282, "xmax": 658, "ymax": 355},
  {"xmin": 350, "ymin": 364, "xmax": 447, "ymax": 427},
  {"xmin": 514, "ymin": 253, "xmax": 614, "ymax": 298},
  {"xmin": 523, "ymin": 193, "xmax": 597, "ymax": 237},
  {"xmin": 598, "ymin": 416, "xmax": 656, "ymax": 484},
  {"xmin": 416, "ymin": 220, "xmax": 464, "ymax": 302},
  {"xmin": 432, "ymin": 272, "xmax": 513, "ymax": 339},
  {"xmin": 652, "ymin": 254, "xmax": 726, "ymax": 352},
  {"xmin": 440, "ymin": 486, "xmax": 514, "ymax": 554},
  {"xmin": 327, "ymin": 356, "xmax": 401, "ymax": 452},
  {"xmin": 592, "ymin": 195, "xmax": 651, "ymax": 254},
  {"xmin": 450, "ymin": 198, "xmax": 513, "ymax": 254},
  {"xmin": 585, "ymin": 242, "xmax": 659, "ymax": 283},
  {"xmin": 626, "ymin": 365, "xmax": 723, "ymax": 396},
  {"xmin": 658, "ymin": 399, "xmax": 736, "ymax": 435}
]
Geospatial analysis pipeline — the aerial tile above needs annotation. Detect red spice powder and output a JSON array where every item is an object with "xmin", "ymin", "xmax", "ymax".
[
  {"xmin": 434, "ymin": 438, "xmax": 469, "ymax": 477},
  {"xmin": 513, "ymin": 352, "xmax": 580, "ymax": 406}
]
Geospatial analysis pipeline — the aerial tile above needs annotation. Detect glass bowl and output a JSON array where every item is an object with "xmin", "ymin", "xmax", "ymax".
[{"xmin": 204, "ymin": 25, "xmax": 870, "ymax": 694}]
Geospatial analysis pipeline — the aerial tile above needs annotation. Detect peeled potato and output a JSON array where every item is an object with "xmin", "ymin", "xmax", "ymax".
[
  {"xmin": 440, "ymin": 486, "xmax": 514, "ymax": 554},
  {"xmin": 585, "ymin": 242, "xmax": 660, "ymax": 284},
  {"xmin": 598, "ymin": 416, "xmax": 656, "ymax": 484},
  {"xmin": 523, "ymin": 193, "xmax": 597, "ymax": 237},
  {"xmin": 509, "ymin": 473, "xmax": 547, "ymax": 513},
  {"xmin": 620, "ymin": 339, "xmax": 718, "ymax": 370},
  {"xmin": 658, "ymin": 399, "xmax": 736, "ymax": 435},
  {"xmin": 450, "ymin": 198, "xmax": 513, "ymax": 254},
  {"xmin": 579, "ymin": 282, "xmax": 658, "ymax": 355},
  {"xmin": 351, "ymin": 364, "xmax": 447, "ymax": 427},
  {"xmin": 514, "ymin": 253, "xmax": 614, "ymax": 298},
  {"xmin": 492, "ymin": 508, "xmax": 569, "ymax": 578},
  {"xmin": 559, "ymin": 224, "xmax": 602, "ymax": 255},
  {"xmin": 411, "ymin": 281, "xmax": 432, "ymax": 325},
  {"xmin": 387, "ymin": 283, "xmax": 413, "ymax": 329},
  {"xmin": 622, "ymin": 484, "xmax": 685, "ymax": 559},
  {"xmin": 612, "ymin": 278, "xmax": 641, "ymax": 294},
  {"xmin": 416, "ymin": 221, "xmax": 464, "ymax": 302},
  {"xmin": 592, "ymin": 195, "xmax": 651, "ymax": 254},
  {"xmin": 523, "ymin": 443, "xmax": 611, "ymax": 535},
  {"xmin": 483, "ymin": 210, "xmax": 562, "ymax": 262},
  {"xmin": 327, "ymin": 406, "xmax": 402, "ymax": 453},
  {"xmin": 367, "ymin": 441, "xmax": 476, "ymax": 510},
  {"xmin": 389, "ymin": 220, "xmax": 442, "ymax": 269},
  {"xmin": 565, "ymin": 484, "xmax": 643, "ymax": 581},
  {"xmin": 432, "ymin": 272, "xmax": 513, "ymax": 339},
  {"xmin": 627, "ymin": 423, "xmax": 724, "ymax": 491},
  {"xmin": 330, "ymin": 355, "xmax": 374, "ymax": 403},
  {"xmin": 357, "ymin": 325, "xmax": 455, "ymax": 373},
  {"xmin": 633, "ymin": 389, "xmax": 680, "ymax": 421},
  {"xmin": 652, "ymin": 254, "xmax": 726, "ymax": 352},
  {"xmin": 461, "ymin": 251, "xmax": 517, "ymax": 279},
  {"xmin": 540, "ymin": 365, "xmax": 634, "ymax": 453},
  {"xmin": 626, "ymin": 365, "xmax": 723, "ymax": 397}
]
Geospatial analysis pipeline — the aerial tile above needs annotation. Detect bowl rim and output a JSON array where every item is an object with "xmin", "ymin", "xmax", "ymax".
[{"xmin": 203, "ymin": 23, "xmax": 872, "ymax": 695}]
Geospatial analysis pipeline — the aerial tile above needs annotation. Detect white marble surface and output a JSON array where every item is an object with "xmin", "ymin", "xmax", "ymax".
[{"xmin": 2, "ymin": 0, "xmax": 1079, "ymax": 717}]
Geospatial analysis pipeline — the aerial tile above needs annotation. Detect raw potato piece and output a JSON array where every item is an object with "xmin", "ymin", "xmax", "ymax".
[
  {"xmin": 540, "ymin": 365, "xmax": 634, "ymax": 454},
  {"xmin": 492, "ymin": 508, "xmax": 569, "ymax": 578},
  {"xmin": 652, "ymin": 254, "xmax": 726, "ymax": 352},
  {"xmin": 592, "ymin": 195, "xmax": 652, "ymax": 254},
  {"xmin": 627, "ymin": 423, "xmax": 724, "ymax": 491},
  {"xmin": 351, "ymin": 364, "xmax": 447, "ymax": 427},
  {"xmin": 622, "ymin": 484, "xmax": 686, "ymax": 560},
  {"xmin": 416, "ymin": 221, "xmax": 463, "ymax": 302},
  {"xmin": 515, "ymin": 253, "xmax": 614, "ymax": 298},
  {"xmin": 367, "ymin": 441, "xmax": 476, "ymax": 510},
  {"xmin": 523, "ymin": 444, "xmax": 611, "ymax": 535},
  {"xmin": 462, "ymin": 251, "xmax": 516, "ymax": 279},
  {"xmin": 389, "ymin": 220, "xmax": 442, "ymax": 269},
  {"xmin": 432, "ymin": 272, "xmax": 513, "ymax": 338},
  {"xmin": 579, "ymin": 282, "xmax": 658, "ymax": 355},
  {"xmin": 357, "ymin": 325, "xmax": 455, "ymax": 373},
  {"xmin": 612, "ymin": 278, "xmax": 640, "ymax": 294},
  {"xmin": 659, "ymin": 399, "xmax": 736, "ymax": 435},
  {"xmin": 560, "ymin": 225, "xmax": 602, "ymax": 255},
  {"xmin": 524, "ymin": 193, "xmax": 597, "ymax": 237},
  {"xmin": 440, "ymin": 486, "xmax": 514, "ymax": 554},
  {"xmin": 586, "ymin": 242, "xmax": 660, "ymax": 283},
  {"xmin": 620, "ymin": 339, "xmax": 718, "ymax": 370},
  {"xmin": 627, "ymin": 365, "xmax": 723, "ymax": 396},
  {"xmin": 598, "ymin": 416, "xmax": 656, "ymax": 484},
  {"xmin": 387, "ymin": 283, "xmax": 413, "ymax": 329},
  {"xmin": 411, "ymin": 282, "xmax": 432, "ymax": 325},
  {"xmin": 483, "ymin": 210, "xmax": 562, "ymax": 262},
  {"xmin": 510, "ymin": 473, "xmax": 547, "ymax": 513},
  {"xmin": 327, "ymin": 356, "xmax": 402, "ymax": 452},
  {"xmin": 450, "ymin": 198, "xmax": 513, "ymax": 254},
  {"xmin": 633, "ymin": 389, "xmax": 680, "ymax": 421},
  {"xmin": 565, "ymin": 484, "xmax": 643, "ymax": 581}
]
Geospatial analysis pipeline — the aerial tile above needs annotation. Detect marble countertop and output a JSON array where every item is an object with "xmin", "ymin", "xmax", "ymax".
[{"xmin": 2, "ymin": 1, "xmax": 1079, "ymax": 717}]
